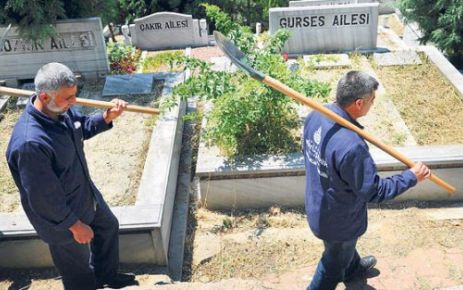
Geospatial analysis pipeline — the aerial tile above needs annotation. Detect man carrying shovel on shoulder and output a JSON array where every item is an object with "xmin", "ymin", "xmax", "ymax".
[
  {"xmin": 6, "ymin": 62, "xmax": 137, "ymax": 290},
  {"xmin": 304, "ymin": 70, "xmax": 431, "ymax": 290}
]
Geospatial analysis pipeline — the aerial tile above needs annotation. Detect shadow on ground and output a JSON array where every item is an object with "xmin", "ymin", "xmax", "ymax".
[
  {"xmin": 344, "ymin": 268, "xmax": 380, "ymax": 290},
  {"xmin": 0, "ymin": 267, "xmax": 58, "ymax": 290}
]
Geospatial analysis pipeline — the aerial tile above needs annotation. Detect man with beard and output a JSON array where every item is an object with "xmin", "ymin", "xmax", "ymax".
[{"xmin": 6, "ymin": 62, "xmax": 136, "ymax": 290}]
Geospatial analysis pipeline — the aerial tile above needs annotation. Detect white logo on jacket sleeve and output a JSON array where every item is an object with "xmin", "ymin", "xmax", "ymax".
[
  {"xmin": 74, "ymin": 121, "xmax": 81, "ymax": 129},
  {"xmin": 314, "ymin": 126, "xmax": 321, "ymax": 145},
  {"xmin": 305, "ymin": 126, "xmax": 328, "ymax": 178}
]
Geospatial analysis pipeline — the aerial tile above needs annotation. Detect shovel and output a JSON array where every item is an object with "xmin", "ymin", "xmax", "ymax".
[
  {"xmin": 0, "ymin": 86, "xmax": 160, "ymax": 115},
  {"xmin": 213, "ymin": 31, "xmax": 455, "ymax": 193}
]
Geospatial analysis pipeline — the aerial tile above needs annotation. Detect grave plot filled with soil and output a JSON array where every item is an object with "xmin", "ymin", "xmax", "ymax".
[
  {"xmin": 296, "ymin": 54, "xmax": 417, "ymax": 147},
  {"xmin": 375, "ymin": 54, "xmax": 463, "ymax": 145},
  {"xmin": 0, "ymin": 80, "xmax": 163, "ymax": 213}
]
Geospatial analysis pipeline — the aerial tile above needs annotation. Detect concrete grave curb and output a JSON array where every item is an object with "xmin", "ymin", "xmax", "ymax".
[{"xmin": 0, "ymin": 72, "xmax": 186, "ymax": 268}]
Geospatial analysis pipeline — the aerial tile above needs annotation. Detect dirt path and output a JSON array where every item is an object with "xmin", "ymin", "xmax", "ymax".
[
  {"xmin": 2, "ymin": 203, "xmax": 462, "ymax": 290},
  {"xmin": 187, "ymin": 204, "xmax": 463, "ymax": 290}
]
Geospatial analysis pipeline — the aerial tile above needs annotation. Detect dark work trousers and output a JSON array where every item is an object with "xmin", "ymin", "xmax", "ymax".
[
  {"xmin": 308, "ymin": 238, "xmax": 360, "ymax": 290},
  {"xmin": 48, "ymin": 202, "xmax": 120, "ymax": 290}
]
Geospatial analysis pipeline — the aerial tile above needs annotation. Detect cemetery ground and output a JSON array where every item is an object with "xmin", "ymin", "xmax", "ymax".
[
  {"xmin": 1, "ymin": 202, "xmax": 463, "ymax": 289},
  {"xmin": 1, "ymin": 15, "xmax": 463, "ymax": 290},
  {"xmin": 0, "ymin": 82, "xmax": 163, "ymax": 212}
]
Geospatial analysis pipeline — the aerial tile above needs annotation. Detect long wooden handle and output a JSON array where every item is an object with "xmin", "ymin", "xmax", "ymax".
[
  {"xmin": 0, "ymin": 86, "xmax": 160, "ymax": 115},
  {"xmin": 263, "ymin": 76, "xmax": 456, "ymax": 193}
]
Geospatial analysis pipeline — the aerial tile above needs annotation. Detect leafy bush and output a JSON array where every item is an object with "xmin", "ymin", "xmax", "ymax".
[
  {"xmin": 107, "ymin": 42, "xmax": 141, "ymax": 74},
  {"xmin": 0, "ymin": 0, "xmax": 117, "ymax": 40},
  {"xmin": 398, "ymin": 0, "xmax": 463, "ymax": 65},
  {"xmin": 165, "ymin": 5, "xmax": 330, "ymax": 157}
]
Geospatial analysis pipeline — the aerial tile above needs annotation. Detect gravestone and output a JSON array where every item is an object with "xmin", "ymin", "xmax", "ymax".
[
  {"xmin": 0, "ymin": 95, "xmax": 8, "ymax": 113},
  {"xmin": 121, "ymin": 25, "xmax": 132, "ymax": 45},
  {"xmin": 289, "ymin": 0, "xmax": 395, "ymax": 15},
  {"xmin": 373, "ymin": 50, "xmax": 422, "ymax": 66},
  {"xmin": 269, "ymin": 3, "xmax": 379, "ymax": 54},
  {"xmin": 102, "ymin": 74, "xmax": 154, "ymax": 96},
  {"xmin": 129, "ymin": 12, "xmax": 208, "ymax": 50},
  {"xmin": 16, "ymin": 82, "xmax": 35, "ymax": 108},
  {"xmin": 256, "ymin": 23, "xmax": 262, "ymax": 35},
  {"xmin": 0, "ymin": 18, "xmax": 109, "ymax": 83}
]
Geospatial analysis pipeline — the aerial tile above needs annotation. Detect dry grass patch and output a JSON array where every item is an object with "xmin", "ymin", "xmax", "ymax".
[
  {"xmin": 375, "ymin": 54, "xmax": 463, "ymax": 144},
  {"xmin": 192, "ymin": 235, "xmax": 321, "ymax": 281},
  {"xmin": 191, "ymin": 207, "xmax": 321, "ymax": 281},
  {"xmin": 0, "ymin": 104, "xmax": 21, "ymax": 212},
  {"xmin": 387, "ymin": 14, "xmax": 405, "ymax": 38},
  {"xmin": 190, "ymin": 203, "xmax": 463, "ymax": 286}
]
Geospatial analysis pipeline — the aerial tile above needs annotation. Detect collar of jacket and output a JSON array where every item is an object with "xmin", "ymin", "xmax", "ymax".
[{"xmin": 328, "ymin": 102, "xmax": 364, "ymax": 130}]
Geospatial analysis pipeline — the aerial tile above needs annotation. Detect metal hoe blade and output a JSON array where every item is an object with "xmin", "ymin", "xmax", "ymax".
[{"xmin": 213, "ymin": 31, "xmax": 265, "ymax": 81}]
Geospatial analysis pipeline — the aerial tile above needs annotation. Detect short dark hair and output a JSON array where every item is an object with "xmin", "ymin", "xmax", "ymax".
[{"xmin": 336, "ymin": 71, "xmax": 379, "ymax": 108}]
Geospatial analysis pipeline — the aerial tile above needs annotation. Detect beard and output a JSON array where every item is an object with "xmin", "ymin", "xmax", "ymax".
[{"xmin": 46, "ymin": 98, "xmax": 68, "ymax": 114}]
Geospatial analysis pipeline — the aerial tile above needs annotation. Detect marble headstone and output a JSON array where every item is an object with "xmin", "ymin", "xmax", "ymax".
[
  {"xmin": 129, "ymin": 12, "xmax": 208, "ymax": 50},
  {"xmin": 16, "ymin": 82, "xmax": 35, "ymax": 108},
  {"xmin": 0, "ymin": 18, "xmax": 109, "ymax": 82},
  {"xmin": 269, "ymin": 3, "xmax": 379, "ymax": 54}
]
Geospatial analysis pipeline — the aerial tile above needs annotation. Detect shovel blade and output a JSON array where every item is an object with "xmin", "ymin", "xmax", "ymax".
[{"xmin": 213, "ymin": 31, "xmax": 265, "ymax": 81}]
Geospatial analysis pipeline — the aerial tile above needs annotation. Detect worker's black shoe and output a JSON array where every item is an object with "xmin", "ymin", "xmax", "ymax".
[
  {"xmin": 344, "ymin": 256, "xmax": 378, "ymax": 283},
  {"xmin": 97, "ymin": 272, "xmax": 137, "ymax": 289},
  {"xmin": 359, "ymin": 255, "xmax": 377, "ymax": 271}
]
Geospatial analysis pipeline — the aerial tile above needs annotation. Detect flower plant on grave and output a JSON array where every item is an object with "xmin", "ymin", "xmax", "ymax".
[
  {"xmin": 164, "ymin": 5, "xmax": 330, "ymax": 157},
  {"xmin": 107, "ymin": 42, "xmax": 141, "ymax": 74}
]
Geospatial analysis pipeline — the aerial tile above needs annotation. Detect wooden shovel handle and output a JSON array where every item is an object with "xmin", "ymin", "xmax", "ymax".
[
  {"xmin": 0, "ymin": 86, "xmax": 160, "ymax": 115},
  {"xmin": 263, "ymin": 76, "xmax": 456, "ymax": 193}
]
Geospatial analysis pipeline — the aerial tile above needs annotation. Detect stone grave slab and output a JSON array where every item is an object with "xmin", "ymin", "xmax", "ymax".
[
  {"xmin": 102, "ymin": 74, "xmax": 154, "ymax": 96},
  {"xmin": 16, "ymin": 82, "xmax": 35, "ymax": 108},
  {"xmin": 129, "ymin": 12, "xmax": 208, "ymax": 50},
  {"xmin": 0, "ymin": 95, "xmax": 9, "ymax": 112},
  {"xmin": 269, "ymin": 3, "xmax": 379, "ymax": 54},
  {"xmin": 0, "ymin": 18, "xmax": 109, "ymax": 81},
  {"xmin": 287, "ymin": 60, "xmax": 301, "ymax": 72},
  {"xmin": 373, "ymin": 50, "xmax": 422, "ymax": 66},
  {"xmin": 209, "ymin": 56, "xmax": 237, "ymax": 73},
  {"xmin": 303, "ymin": 53, "xmax": 351, "ymax": 68}
]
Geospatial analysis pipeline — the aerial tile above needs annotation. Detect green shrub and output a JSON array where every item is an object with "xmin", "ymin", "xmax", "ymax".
[
  {"xmin": 399, "ymin": 0, "xmax": 463, "ymax": 64},
  {"xmin": 107, "ymin": 42, "xmax": 141, "ymax": 74},
  {"xmin": 165, "ymin": 6, "xmax": 330, "ymax": 157}
]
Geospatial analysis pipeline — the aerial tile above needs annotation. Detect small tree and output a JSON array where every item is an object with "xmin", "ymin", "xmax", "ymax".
[
  {"xmin": 117, "ymin": 0, "xmax": 191, "ymax": 24},
  {"xmin": 165, "ymin": 5, "xmax": 330, "ymax": 157},
  {"xmin": 399, "ymin": 0, "xmax": 463, "ymax": 66},
  {"xmin": 0, "ymin": 0, "xmax": 118, "ymax": 40}
]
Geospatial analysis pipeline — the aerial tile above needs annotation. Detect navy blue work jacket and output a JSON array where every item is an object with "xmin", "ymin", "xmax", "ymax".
[
  {"xmin": 6, "ymin": 95, "xmax": 112, "ymax": 244},
  {"xmin": 303, "ymin": 103, "xmax": 417, "ymax": 241}
]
